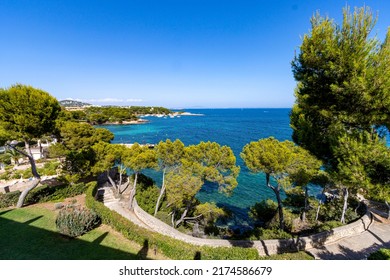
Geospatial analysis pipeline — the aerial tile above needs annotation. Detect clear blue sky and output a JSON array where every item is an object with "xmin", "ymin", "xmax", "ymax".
[{"xmin": 1, "ymin": 0, "xmax": 389, "ymax": 108}]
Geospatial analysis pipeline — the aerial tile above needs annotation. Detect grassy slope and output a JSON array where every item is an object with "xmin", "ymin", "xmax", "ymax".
[
  {"xmin": 0, "ymin": 204, "xmax": 313, "ymax": 260},
  {"xmin": 0, "ymin": 205, "xmax": 164, "ymax": 260}
]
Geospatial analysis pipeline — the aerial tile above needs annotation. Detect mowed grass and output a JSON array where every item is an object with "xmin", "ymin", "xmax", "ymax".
[
  {"xmin": 0, "ymin": 205, "xmax": 165, "ymax": 260},
  {"xmin": 0, "ymin": 203, "xmax": 313, "ymax": 260}
]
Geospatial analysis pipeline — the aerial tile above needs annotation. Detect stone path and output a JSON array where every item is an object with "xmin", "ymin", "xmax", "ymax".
[
  {"xmin": 307, "ymin": 213, "xmax": 390, "ymax": 260},
  {"xmin": 100, "ymin": 186, "xmax": 390, "ymax": 259}
]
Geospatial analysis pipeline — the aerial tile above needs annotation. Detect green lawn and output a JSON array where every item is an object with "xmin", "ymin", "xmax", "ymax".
[
  {"xmin": 0, "ymin": 204, "xmax": 313, "ymax": 260},
  {"xmin": 0, "ymin": 206, "xmax": 163, "ymax": 260}
]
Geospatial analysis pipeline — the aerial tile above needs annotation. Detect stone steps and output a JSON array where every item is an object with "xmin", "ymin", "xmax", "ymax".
[{"xmin": 96, "ymin": 187, "xmax": 119, "ymax": 205}]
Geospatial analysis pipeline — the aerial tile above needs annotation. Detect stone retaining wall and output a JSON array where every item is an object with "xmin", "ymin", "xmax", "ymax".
[{"xmin": 132, "ymin": 198, "xmax": 373, "ymax": 256}]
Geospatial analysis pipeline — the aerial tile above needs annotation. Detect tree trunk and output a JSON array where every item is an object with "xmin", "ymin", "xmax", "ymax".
[
  {"xmin": 120, "ymin": 178, "xmax": 131, "ymax": 194},
  {"xmin": 274, "ymin": 188, "xmax": 284, "ymax": 231},
  {"xmin": 315, "ymin": 187, "xmax": 326, "ymax": 221},
  {"xmin": 16, "ymin": 178, "xmax": 41, "ymax": 208},
  {"xmin": 118, "ymin": 171, "xmax": 123, "ymax": 193},
  {"xmin": 106, "ymin": 171, "xmax": 118, "ymax": 196},
  {"xmin": 128, "ymin": 172, "xmax": 138, "ymax": 210},
  {"xmin": 340, "ymin": 187, "xmax": 349, "ymax": 224},
  {"xmin": 6, "ymin": 142, "xmax": 41, "ymax": 208},
  {"xmin": 266, "ymin": 173, "xmax": 284, "ymax": 230},
  {"xmin": 171, "ymin": 210, "xmax": 176, "ymax": 227},
  {"xmin": 385, "ymin": 201, "xmax": 390, "ymax": 220},
  {"xmin": 154, "ymin": 168, "xmax": 166, "ymax": 216},
  {"xmin": 38, "ymin": 139, "xmax": 43, "ymax": 159},
  {"xmin": 301, "ymin": 186, "xmax": 309, "ymax": 222},
  {"xmin": 175, "ymin": 205, "xmax": 189, "ymax": 228}
]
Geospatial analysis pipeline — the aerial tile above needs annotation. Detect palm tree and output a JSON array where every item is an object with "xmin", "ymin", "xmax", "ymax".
[{"xmin": 6, "ymin": 148, "xmax": 24, "ymax": 166}]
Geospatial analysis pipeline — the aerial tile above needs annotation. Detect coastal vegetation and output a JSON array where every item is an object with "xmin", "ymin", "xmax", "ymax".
[
  {"xmin": 60, "ymin": 104, "xmax": 172, "ymax": 125},
  {"xmin": 1, "ymin": 5, "xmax": 389, "ymax": 259},
  {"xmin": 290, "ymin": 6, "xmax": 390, "ymax": 219},
  {"xmin": 0, "ymin": 84, "xmax": 61, "ymax": 207},
  {"xmin": 241, "ymin": 138, "xmax": 321, "ymax": 231}
]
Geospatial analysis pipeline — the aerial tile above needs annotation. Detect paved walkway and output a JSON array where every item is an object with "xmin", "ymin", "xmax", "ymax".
[
  {"xmin": 101, "ymin": 187, "xmax": 390, "ymax": 259},
  {"xmin": 307, "ymin": 213, "xmax": 390, "ymax": 259}
]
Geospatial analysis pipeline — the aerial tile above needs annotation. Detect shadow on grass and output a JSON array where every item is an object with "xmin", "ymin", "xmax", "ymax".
[{"xmin": 0, "ymin": 210, "xmax": 148, "ymax": 260}]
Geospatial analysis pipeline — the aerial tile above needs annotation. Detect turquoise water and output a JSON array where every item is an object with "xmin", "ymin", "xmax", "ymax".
[{"xmin": 100, "ymin": 108, "xmax": 293, "ymax": 227}]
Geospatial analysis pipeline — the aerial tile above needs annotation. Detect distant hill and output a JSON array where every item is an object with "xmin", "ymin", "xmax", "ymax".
[{"xmin": 59, "ymin": 99, "xmax": 91, "ymax": 107}]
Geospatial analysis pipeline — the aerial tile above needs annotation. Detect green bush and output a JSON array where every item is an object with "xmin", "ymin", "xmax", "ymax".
[
  {"xmin": 85, "ymin": 181, "xmax": 259, "ymax": 260},
  {"xmin": 25, "ymin": 182, "xmax": 88, "ymax": 204},
  {"xmin": 318, "ymin": 197, "xmax": 361, "ymax": 224},
  {"xmin": 0, "ymin": 191, "xmax": 21, "ymax": 208},
  {"xmin": 313, "ymin": 220, "xmax": 343, "ymax": 233},
  {"xmin": 37, "ymin": 161, "xmax": 60, "ymax": 176},
  {"xmin": 267, "ymin": 208, "xmax": 297, "ymax": 232},
  {"xmin": 0, "ymin": 172, "xmax": 11, "ymax": 180},
  {"xmin": 0, "ymin": 182, "xmax": 88, "ymax": 208},
  {"xmin": 56, "ymin": 204, "xmax": 100, "ymax": 237},
  {"xmin": 368, "ymin": 248, "xmax": 390, "ymax": 260},
  {"xmin": 249, "ymin": 199, "xmax": 278, "ymax": 224},
  {"xmin": 135, "ymin": 173, "xmax": 161, "ymax": 215},
  {"xmin": 247, "ymin": 227, "xmax": 293, "ymax": 240}
]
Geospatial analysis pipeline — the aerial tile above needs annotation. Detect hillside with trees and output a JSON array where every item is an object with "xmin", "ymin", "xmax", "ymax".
[{"xmin": 60, "ymin": 105, "xmax": 172, "ymax": 125}]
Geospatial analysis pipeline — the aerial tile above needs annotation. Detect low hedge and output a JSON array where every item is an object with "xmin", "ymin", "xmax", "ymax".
[
  {"xmin": 85, "ymin": 181, "xmax": 259, "ymax": 260},
  {"xmin": 0, "ymin": 191, "xmax": 20, "ymax": 208},
  {"xmin": 0, "ymin": 182, "xmax": 88, "ymax": 208},
  {"xmin": 25, "ymin": 182, "xmax": 88, "ymax": 204}
]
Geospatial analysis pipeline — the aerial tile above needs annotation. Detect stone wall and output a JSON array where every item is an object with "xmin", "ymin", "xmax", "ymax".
[{"xmin": 132, "ymin": 198, "xmax": 373, "ymax": 256}]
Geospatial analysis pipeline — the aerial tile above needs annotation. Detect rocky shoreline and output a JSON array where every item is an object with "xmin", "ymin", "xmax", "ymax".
[
  {"xmin": 102, "ymin": 119, "xmax": 149, "ymax": 125},
  {"xmin": 100, "ymin": 111, "xmax": 203, "ymax": 125}
]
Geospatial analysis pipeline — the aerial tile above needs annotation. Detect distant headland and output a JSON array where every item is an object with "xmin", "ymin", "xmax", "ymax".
[{"xmin": 59, "ymin": 99, "xmax": 203, "ymax": 125}]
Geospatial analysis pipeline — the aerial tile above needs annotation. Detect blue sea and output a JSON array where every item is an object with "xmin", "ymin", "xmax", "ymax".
[{"xmin": 102, "ymin": 108, "xmax": 293, "ymax": 227}]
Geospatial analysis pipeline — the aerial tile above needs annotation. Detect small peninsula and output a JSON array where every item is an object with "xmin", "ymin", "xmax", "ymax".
[{"xmin": 60, "ymin": 100, "xmax": 203, "ymax": 125}]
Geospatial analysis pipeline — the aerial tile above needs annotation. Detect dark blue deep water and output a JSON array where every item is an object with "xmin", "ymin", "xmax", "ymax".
[{"xmin": 101, "ymin": 108, "xmax": 293, "ymax": 227}]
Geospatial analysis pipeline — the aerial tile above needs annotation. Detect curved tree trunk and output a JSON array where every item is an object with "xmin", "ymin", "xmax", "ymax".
[
  {"xmin": 171, "ymin": 210, "xmax": 176, "ymax": 227},
  {"xmin": 106, "ymin": 171, "xmax": 118, "ymax": 197},
  {"xmin": 265, "ymin": 173, "xmax": 284, "ymax": 230},
  {"xmin": 154, "ymin": 168, "xmax": 166, "ymax": 216},
  {"xmin": 8, "ymin": 141, "xmax": 41, "ymax": 208},
  {"xmin": 340, "ymin": 187, "xmax": 349, "ymax": 224},
  {"xmin": 118, "ymin": 164, "xmax": 127, "ymax": 194},
  {"xmin": 175, "ymin": 205, "xmax": 190, "ymax": 228},
  {"xmin": 128, "ymin": 172, "xmax": 138, "ymax": 210},
  {"xmin": 16, "ymin": 178, "xmax": 41, "ymax": 208}
]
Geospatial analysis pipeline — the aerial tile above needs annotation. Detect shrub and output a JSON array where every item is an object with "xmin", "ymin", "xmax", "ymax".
[
  {"xmin": 247, "ymin": 227, "xmax": 293, "ymax": 240},
  {"xmin": 0, "ymin": 191, "xmax": 20, "ymax": 208},
  {"xmin": 56, "ymin": 204, "xmax": 100, "ymax": 238},
  {"xmin": 318, "ymin": 196, "xmax": 361, "ymax": 224},
  {"xmin": 313, "ymin": 220, "xmax": 344, "ymax": 232},
  {"xmin": 37, "ymin": 161, "xmax": 60, "ymax": 176},
  {"xmin": 249, "ymin": 199, "xmax": 278, "ymax": 224},
  {"xmin": 0, "ymin": 172, "xmax": 11, "ymax": 180},
  {"xmin": 136, "ymin": 184, "xmax": 159, "ymax": 215},
  {"xmin": 25, "ymin": 182, "xmax": 87, "ymax": 204},
  {"xmin": 368, "ymin": 248, "xmax": 390, "ymax": 260},
  {"xmin": 267, "ymin": 208, "xmax": 297, "ymax": 232}
]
